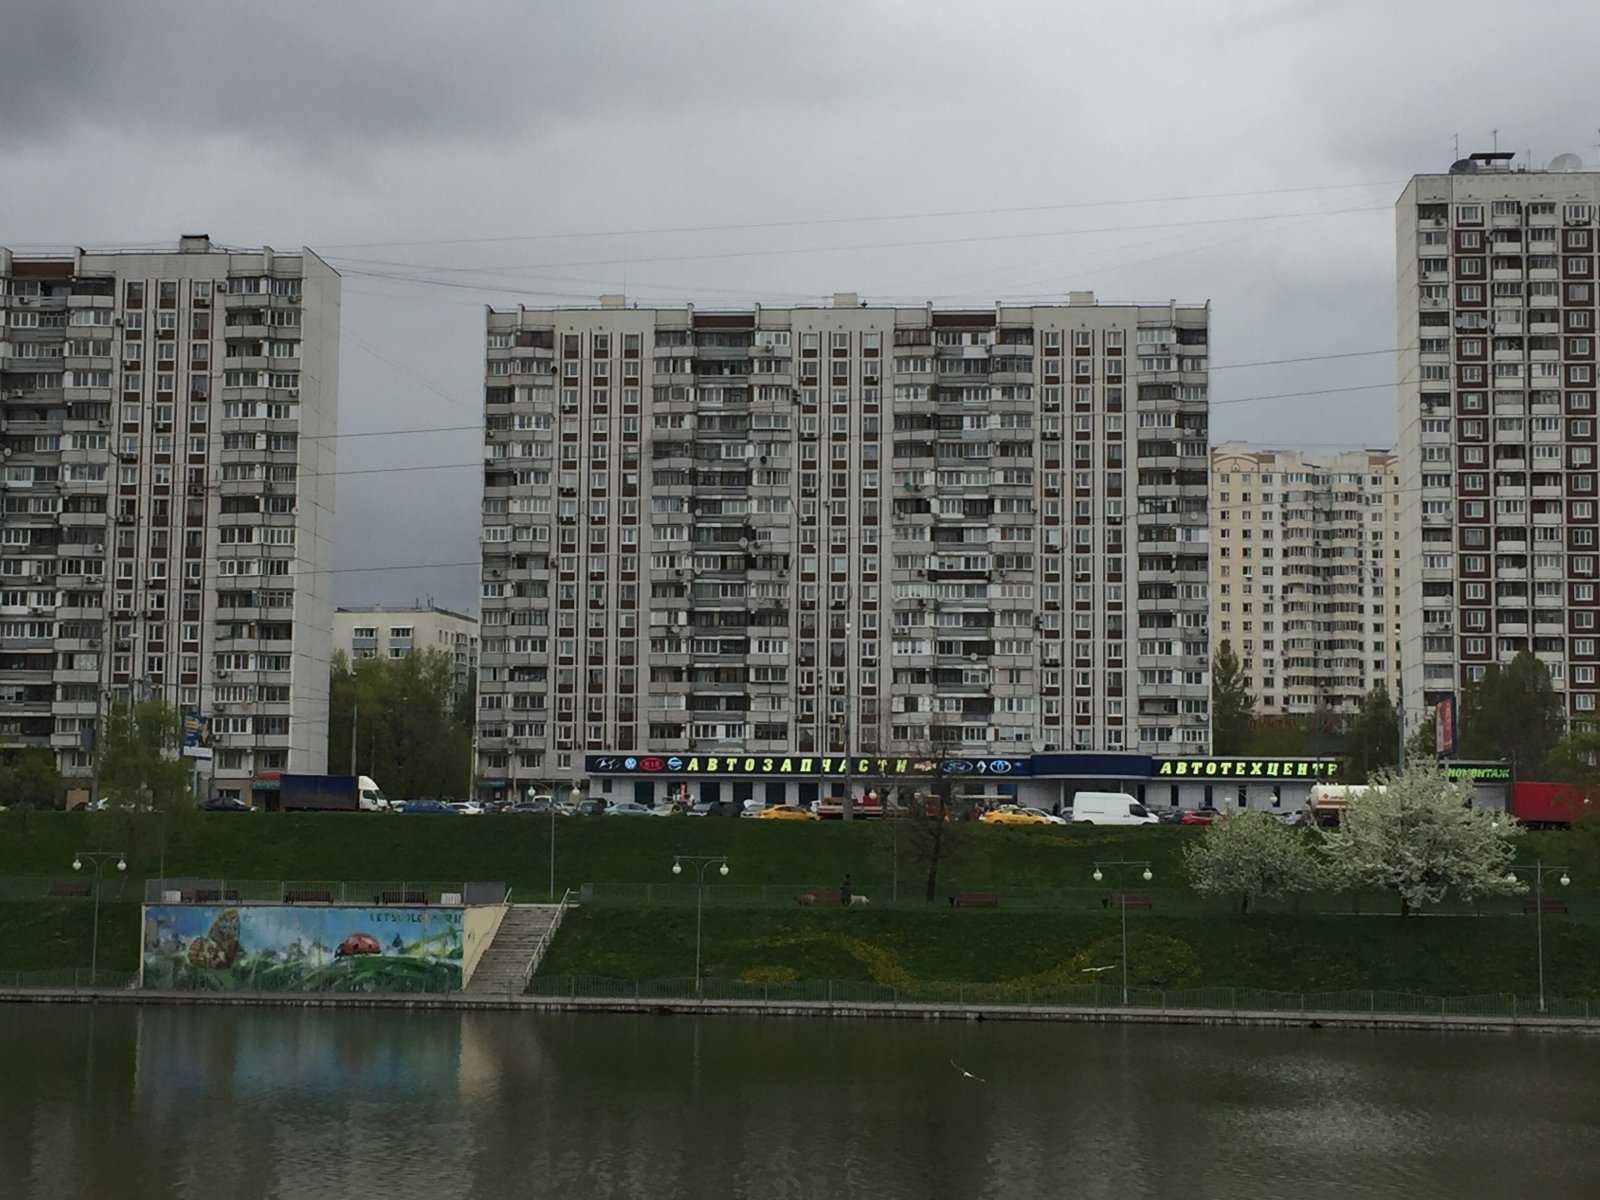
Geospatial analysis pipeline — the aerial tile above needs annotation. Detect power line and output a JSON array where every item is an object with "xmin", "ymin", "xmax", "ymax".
[
  {"xmin": 316, "ymin": 179, "xmax": 1404, "ymax": 250},
  {"xmin": 289, "ymin": 345, "xmax": 1411, "ymax": 443},
  {"xmin": 326, "ymin": 204, "xmax": 1394, "ymax": 277}
]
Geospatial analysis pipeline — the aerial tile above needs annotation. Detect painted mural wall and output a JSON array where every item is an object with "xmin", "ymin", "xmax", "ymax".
[{"xmin": 141, "ymin": 904, "xmax": 464, "ymax": 993}]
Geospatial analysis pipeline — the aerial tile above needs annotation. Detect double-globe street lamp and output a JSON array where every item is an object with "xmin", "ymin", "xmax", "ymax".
[
  {"xmin": 672, "ymin": 855, "xmax": 729, "ymax": 996},
  {"xmin": 72, "ymin": 850, "xmax": 127, "ymax": 983},
  {"xmin": 1091, "ymin": 859, "xmax": 1154, "ymax": 1007},
  {"xmin": 1504, "ymin": 860, "xmax": 1572, "ymax": 1013}
]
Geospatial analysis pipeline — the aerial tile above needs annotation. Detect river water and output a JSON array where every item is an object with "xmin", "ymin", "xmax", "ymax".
[{"xmin": 1, "ymin": 1006, "xmax": 1597, "ymax": 1199}]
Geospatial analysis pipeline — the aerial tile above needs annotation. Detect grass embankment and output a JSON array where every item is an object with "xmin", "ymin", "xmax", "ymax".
[
  {"xmin": 2, "ymin": 812, "xmax": 1596, "ymax": 990},
  {"xmin": 0, "ymin": 810, "xmax": 1213, "ymax": 895},
  {"xmin": 540, "ymin": 906, "xmax": 1600, "ymax": 998}
]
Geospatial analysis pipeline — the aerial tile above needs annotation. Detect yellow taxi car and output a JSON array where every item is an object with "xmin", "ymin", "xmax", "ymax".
[
  {"xmin": 756, "ymin": 805, "xmax": 820, "ymax": 821},
  {"xmin": 979, "ymin": 804, "xmax": 1053, "ymax": 827}
]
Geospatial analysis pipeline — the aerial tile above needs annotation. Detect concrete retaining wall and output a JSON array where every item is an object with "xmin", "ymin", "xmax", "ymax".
[{"xmin": 5, "ymin": 987, "xmax": 1598, "ymax": 1037}]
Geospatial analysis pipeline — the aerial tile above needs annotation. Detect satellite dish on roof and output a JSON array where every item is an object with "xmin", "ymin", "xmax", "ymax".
[
  {"xmin": 1448, "ymin": 158, "xmax": 1479, "ymax": 174},
  {"xmin": 1549, "ymin": 153, "xmax": 1584, "ymax": 172}
]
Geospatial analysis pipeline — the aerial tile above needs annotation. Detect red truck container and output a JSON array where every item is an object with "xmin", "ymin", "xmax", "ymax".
[{"xmin": 1510, "ymin": 782, "xmax": 1592, "ymax": 829}]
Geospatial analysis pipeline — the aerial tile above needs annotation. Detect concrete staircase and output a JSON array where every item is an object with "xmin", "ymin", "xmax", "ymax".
[{"xmin": 464, "ymin": 903, "xmax": 566, "ymax": 995}]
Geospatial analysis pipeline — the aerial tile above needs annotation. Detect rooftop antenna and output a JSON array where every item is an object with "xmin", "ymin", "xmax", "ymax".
[
  {"xmin": 1492, "ymin": 128, "xmax": 1499, "ymax": 153},
  {"xmin": 1453, "ymin": 133, "xmax": 1460, "ymax": 160}
]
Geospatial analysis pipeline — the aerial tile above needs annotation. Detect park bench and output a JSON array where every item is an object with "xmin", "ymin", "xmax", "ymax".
[
  {"xmin": 377, "ymin": 890, "xmax": 427, "ymax": 905},
  {"xmin": 951, "ymin": 891, "xmax": 1000, "ymax": 908},
  {"xmin": 1523, "ymin": 896, "xmax": 1569, "ymax": 915},
  {"xmin": 796, "ymin": 889, "xmax": 842, "ymax": 906},
  {"xmin": 47, "ymin": 880, "xmax": 92, "ymax": 898},
  {"xmin": 283, "ymin": 888, "xmax": 335, "ymax": 904},
  {"xmin": 1102, "ymin": 893, "xmax": 1153, "ymax": 910}
]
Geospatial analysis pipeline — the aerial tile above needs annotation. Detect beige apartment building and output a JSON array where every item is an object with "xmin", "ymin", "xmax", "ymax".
[
  {"xmin": 1396, "ymin": 154, "xmax": 1600, "ymax": 724},
  {"xmin": 0, "ymin": 236, "xmax": 339, "ymax": 803},
  {"xmin": 1210, "ymin": 443, "xmax": 1401, "ymax": 715},
  {"xmin": 333, "ymin": 604, "xmax": 479, "ymax": 701},
  {"xmin": 474, "ymin": 292, "xmax": 1212, "ymax": 796}
]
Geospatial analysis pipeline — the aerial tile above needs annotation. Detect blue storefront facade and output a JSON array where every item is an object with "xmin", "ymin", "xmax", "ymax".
[{"xmin": 580, "ymin": 752, "xmax": 1348, "ymax": 816}]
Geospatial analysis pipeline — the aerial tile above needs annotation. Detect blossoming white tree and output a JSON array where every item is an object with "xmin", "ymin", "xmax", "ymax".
[
  {"xmin": 1182, "ymin": 810, "xmax": 1322, "ymax": 914},
  {"xmin": 1318, "ymin": 764, "xmax": 1524, "ymax": 916}
]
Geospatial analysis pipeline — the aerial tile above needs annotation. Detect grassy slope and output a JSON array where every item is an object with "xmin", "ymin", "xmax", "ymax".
[
  {"xmin": 2, "ymin": 812, "xmax": 1595, "ymax": 990},
  {"xmin": 540, "ymin": 906, "xmax": 1600, "ymax": 997}
]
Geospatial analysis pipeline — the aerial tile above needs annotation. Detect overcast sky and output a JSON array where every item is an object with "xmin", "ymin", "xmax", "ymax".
[{"xmin": 5, "ymin": 0, "xmax": 1599, "ymax": 613}]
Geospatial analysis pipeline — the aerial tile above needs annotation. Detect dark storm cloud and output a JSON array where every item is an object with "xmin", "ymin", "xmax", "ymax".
[
  {"xmin": 0, "ymin": 0, "xmax": 919, "ymax": 154},
  {"xmin": 5, "ymin": 0, "xmax": 1600, "ymax": 610}
]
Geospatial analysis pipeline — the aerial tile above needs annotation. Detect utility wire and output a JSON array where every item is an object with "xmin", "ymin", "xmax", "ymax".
[
  {"xmin": 326, "ymin": 204, "xmax": 1393, "ymax": 276},
  {"xmin": 316, "ymin": 179, "xmax": 1405, "ymax": 250}
]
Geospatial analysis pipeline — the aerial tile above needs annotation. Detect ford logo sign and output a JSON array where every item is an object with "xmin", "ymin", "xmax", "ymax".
[{"xmin": 941, "ymin": 759, "xmax": 974, "ymax": 775}]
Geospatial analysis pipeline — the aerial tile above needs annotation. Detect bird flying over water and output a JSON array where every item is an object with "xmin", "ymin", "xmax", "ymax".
[{"xmin": 950, "ymin": 1059, "xmax": 986, "ymax": 1083}]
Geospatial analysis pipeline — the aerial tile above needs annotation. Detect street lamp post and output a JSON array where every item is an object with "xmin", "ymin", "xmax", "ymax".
[
  {"xmin": 1091, "ymin": 859, "xmax": 1154, "ymax": 1006},
  {"xmin": 72, "ymin": 850, "xmax": 127, "ymax": 984},
  {"xmin": 555, "ymin": 783, "xmax": 581, "ymax": 901},
  {"xmin": 1504, "ymin": 859, "xmax": 1572, "ymax": 1013},
  {"xmin": 672, "ymin": 854, "xmax": 729, "ymax": 996}
]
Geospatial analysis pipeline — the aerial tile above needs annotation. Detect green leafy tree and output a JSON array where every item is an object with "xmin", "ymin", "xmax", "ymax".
[
  {"xmin": 1540, "ymin": 725, "xmax": 1600, "ymax": 872},
  {"xmin": 98, "ymin": 699, "xmax": 191, "ymax": 812},
  {"xmin": 0, "ymin": 747, "xmax": 64, "ymax": 810},
  {"xmin": 1405, "ymin": 713, "xmax": 1438, "ymax": 766},
  {"xmin": 1210, "ymin": 640, "xmax": 1255, "ymax": 754},
  {"xmin": 98, "ymin": 698, "xmax": 195, "ymax": 876},
  {"xmin": 327, "ymin": 650, "xmax": 473, "ymax": 801},
  {"xmin": 1459, "ymin": 651, "xmax": 1565, "ymax": 777},
  {"xmin": 1245, "ymin": 715, "xmax": 1306, "ymax": 756},
  {"xmin": 1182, "ymin": 810, "xmax": 1322, "ymax": 914},
  {"xmin": 1344, "ymin": 684, "xmax": 1398, "ymax": 783},
  {"xmin": 1317, "ymin": 763, "xmax": 1523, "ymax": 916}
]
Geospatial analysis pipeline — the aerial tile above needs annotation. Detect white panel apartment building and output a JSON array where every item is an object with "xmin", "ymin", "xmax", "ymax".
[
  {"xmin": 333, "ymin": 604, "xmax": 479, "ymax": 701},
  {"xmin": 1397, "ymin": 156, "xmax": 1600, "ymax": 724},
  {"xmin": 1210, "ymin": 443, "xmax": 1401, "ymax": 715},
  {"xmin": 0, "ymin": 237, "xmax": 338, "ymax": 803},
  {"xmin": 475, "ymin": 293, "xmax": 1211, "ymax": 795}
]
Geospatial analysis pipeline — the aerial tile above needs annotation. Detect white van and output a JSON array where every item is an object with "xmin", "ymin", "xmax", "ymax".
[
  {"xmin": 358, "ymin": 775, "xmax": 390, "ymax": 812},
  {"xmin": 1068, "ymin": 791, "xmax": 1158, "ymax": 826}
]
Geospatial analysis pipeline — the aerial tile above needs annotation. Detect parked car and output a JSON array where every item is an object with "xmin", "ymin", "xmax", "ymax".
[
  {"xmin": 447, "ymin": 801, "xmax": 484, "ymax": 816},
  {"xmin": 756, "ymin": 805, "xmax": 818, "ymax": 821},
  {"xmin": 507, "ymin": 800, "xmax": 551, "ymax": 815},
  {"xmin": 575, "ymin": 799, "xmax": 608, "ymax": 817},
  {"xmin": 1157, "ymin": 807, "xmax": 1185, "ymax": 824},
  {"xmin": 605, "ymin": 801, "xmax": 655, "ymax": 817},
  {"xmin": 201, "ymin": 797, "xmax": 252, "ymax": 813},
  {"xmin": 1022, "ymin": 805, "xmax": 1068, "ymax": 826},
  {"xmin": 979, "ymin": 805, "xmax": 1051, "ymax": 827},
  {"xmin": 395, "ymin": 799, "xmax": 457, "ymax": 814},
  {"xmin": 1180, "ymin": 806, "xmax": 1222, "ymax": 826},
  {"xmin": 688, "ymin": 800, "xmax": 740, "ymax": 817},
  {"xmin": 1067, "ymin": 792, "xmax": 1159, "ymax": 826}
]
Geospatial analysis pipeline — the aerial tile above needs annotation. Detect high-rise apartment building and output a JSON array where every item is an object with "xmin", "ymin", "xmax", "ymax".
[
  {"xmin": 1210, "ymin": 443, "xmax": 1401, "ymax": 715},
  {"xmin": 0, "ymin": 236, "xmax": 339, "ymax": 804},
  {"xmin": 475, "ymin": 292, "xmax": 1211, "ymax": 796},
  {"xmin": 1397, "ymin": 155, "xmax": 1600, "ymax": 724},
  {"xmin": 333, "ymin": 604, "xmax": 479, "ymax": 702}
]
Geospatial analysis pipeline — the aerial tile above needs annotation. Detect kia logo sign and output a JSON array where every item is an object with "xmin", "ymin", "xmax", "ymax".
[{"xmin": 640, "ymin": 756, "xmax": 665, "ymax": 772}]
